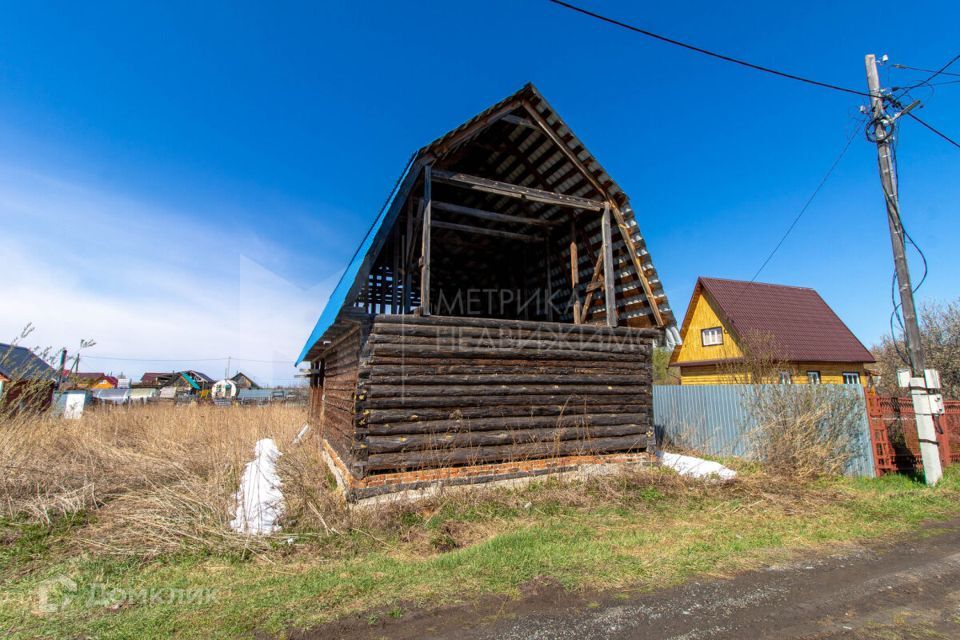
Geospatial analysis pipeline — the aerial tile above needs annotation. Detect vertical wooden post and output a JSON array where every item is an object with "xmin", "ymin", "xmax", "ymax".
[
  {"xmin": 404, "ymin": 199, "xmax": 414, "ymax": 313},
  {"xmin": 420, "ymin": 165, "xmax": 433, "ymax": 316},
  {"xmin": 601, "ymin": 202, "xmax": 618, "ymax": 327},
  {"xmin": 391, "ymin": 230, "xmax": 400, "ymax": 314},
  {"xmin": 544, "ymin": 231, "xmax": 554, "ymax": 322},
  {"xmin": 569, "ymin": 217, "xmax": 581, "ymax": 324}
]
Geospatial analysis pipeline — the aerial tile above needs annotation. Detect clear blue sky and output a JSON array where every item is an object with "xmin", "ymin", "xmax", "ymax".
[{"xmin": 1, "ymin": 1, "xmax": 957, "ymax": 382}]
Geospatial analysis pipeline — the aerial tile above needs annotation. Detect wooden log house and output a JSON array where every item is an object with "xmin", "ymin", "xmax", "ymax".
[{"xmin": 297, "ymin": 84, "xmax": 680, "ymax": 499}]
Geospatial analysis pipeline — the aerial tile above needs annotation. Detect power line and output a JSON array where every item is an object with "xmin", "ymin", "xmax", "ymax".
[
  {"xmin": 893, "ymin": 63, "xmax": 960, "ymax": 79},
  {"xmin": 905, "ymin": 112, "xmax": 960, "ymax": 150},
  {"xmin": 745, "ymin": 122, "xmax": 861, "ymax": 284},
  {"xmin": 546, "ymin": 0, "xmax": 871, "ymax": 97},
  {"xmin": 898, "ymin": 53, "xmax": 960, "ymax": 91}
]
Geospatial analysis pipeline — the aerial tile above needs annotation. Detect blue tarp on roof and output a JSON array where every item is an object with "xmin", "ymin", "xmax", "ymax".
[
  {"xmin": 296, "ymin": 156, "xmax": 418, "ymax": 364},
  {"xmin": 179, "ymin": 372, "xmax": 201, "ymax": 390}
]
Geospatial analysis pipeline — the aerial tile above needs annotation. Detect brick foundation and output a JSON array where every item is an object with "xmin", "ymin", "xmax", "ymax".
[{"xmin": 321, "ymin": 437, "xmax": 652, "ymax": 503}]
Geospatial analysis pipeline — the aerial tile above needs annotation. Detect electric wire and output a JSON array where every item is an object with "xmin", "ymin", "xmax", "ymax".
[
  {"xmin": 897, "ymin": 53, "xmax": 960, "ymax": 91},
  {"xmin": 905, "ymin": 112, "xmax": 960, "ymax": 150},
  {"xmin": 893, "ymin": 63, "xmax": 960, "ymax": 78},
  {"xmin": 546, "ymin": 0, "xmax": 872, "ymax": 97},
  {"xmin": 744, "ymin": 121, "xmax": 861, "ymax": 285}
]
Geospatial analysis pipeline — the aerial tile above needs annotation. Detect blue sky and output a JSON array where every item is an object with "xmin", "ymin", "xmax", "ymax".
[{"xmin": 1, "ymin": 1, "xmax": 957, "ymax": 383}]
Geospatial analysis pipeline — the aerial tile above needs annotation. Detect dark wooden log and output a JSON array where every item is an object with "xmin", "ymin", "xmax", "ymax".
[
  {"xmin": 365, "ymin": 323, "xmax": 652, "ymax": 346},
  {"xmin": 363, "ymin": 383, "xmax": 646, "ymax": 398},
  {"xmin": 365, "ymin": 434, "xmax": 648, "ymax": 471},
  {"xmin": 362, "ymin": 356, "xmax": 650, "ymax": 371},
  {"xmin": 369, "ymin": 314, "xmax": 661, "ymax": 339},
  {"xmin": 363, "ymin": 373, "xmax": 647, "ymax": 386},
  {"xmin": 364, "ymin": 345, "xmax": 649, "ymax": 361},
  {"xmin": 360, "ymin": 392, "xmax": 649, "ymax": 410},
  {"xmin": 366, "ymin": 424, "xmax": 644, "ymax": 453},
  {"xmin": 362, "ymin": 363, "xmax": 650, "ymax": 376},
  {"xmin": 363, "ymin": 403, "xmax": 650, "ymax": 424},
  {"xmin": 365, "ymin": 412, "xmax": 648, "ymax": 435}
]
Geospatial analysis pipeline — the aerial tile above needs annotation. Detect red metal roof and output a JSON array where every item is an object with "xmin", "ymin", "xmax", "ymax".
[{"xmin": 698, "ymin": 277, "xmax": 875, "ymax": 363}]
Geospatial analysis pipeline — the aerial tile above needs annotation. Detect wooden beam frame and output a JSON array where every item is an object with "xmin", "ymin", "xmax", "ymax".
[
  {"xmin": 520, "ymin": 101, "xmax": 665, "ymax": 327},
  {"xmin": 420, "ymin": 165, "xmax": 432, "ymax": 316},
  {"xmin": 433, "ymin": 169, "xmax": 604, "ymax": 211},
  {"xmin": 431, "ymin": 220, "xmax": 536, "ymax": 243},
  {"xmin": 430, "ymin": 200, "xmax": 557, "ymax": 228},
  {"xmin": 601, "ymin": 203, "xmax": 618, "ymax": 327},
  {"xmin": 569, "ymin": 217, "xmax": 581, "ymax": 324}
]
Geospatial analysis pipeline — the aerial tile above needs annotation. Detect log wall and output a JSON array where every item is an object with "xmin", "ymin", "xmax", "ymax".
[{"xmin": 350, "ymin": 314, "xmax": 657, "ymax": 476}]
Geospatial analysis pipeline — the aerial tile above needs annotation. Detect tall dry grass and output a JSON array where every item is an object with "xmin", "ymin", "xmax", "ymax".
[{"xmin": 0, "ymin": 404, "xmax": 309, "ymax": 557}]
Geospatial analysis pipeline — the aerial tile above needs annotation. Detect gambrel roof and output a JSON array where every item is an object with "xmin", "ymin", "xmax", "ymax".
[{"xmin": 298, "ymin": 83, "xmax": 677, "ymax": 363}]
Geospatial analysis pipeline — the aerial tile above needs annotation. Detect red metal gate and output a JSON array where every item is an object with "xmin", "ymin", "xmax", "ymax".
[{"xmin": 866, "ymin": 391, "xmax": 960, "ymax": 476}]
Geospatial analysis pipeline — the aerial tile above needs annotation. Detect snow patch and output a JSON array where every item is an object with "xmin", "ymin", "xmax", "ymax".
[
  {"xmin": 659, "ymin": 452, "xmax": 737, "ymax": 480},
  {"xmin": 230, "ymin": 438, "xmax": 284, "ymax": 535}
]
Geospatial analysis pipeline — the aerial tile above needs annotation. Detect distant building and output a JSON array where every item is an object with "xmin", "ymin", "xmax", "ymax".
[
  {"xmin": 64, "ymin": 372, "xmax": 118, "ymax": 389},
  {"xmin": 0, "ymin": 343, "xmax": 58, "ymax": 412},
  {"xmin": 138, "ymin": 370, "xmax": 214, "ymax": 390},
  {"xmin": 138, "ymin": 372, "xmax": 170, "ymax": 388},
  {"xmin": 671, "ymin": 277, "xmax": 876, "ymax": 386},
  {"xmin": 230, "ymin": 372, "xmax": 260, "ymax": 389}
]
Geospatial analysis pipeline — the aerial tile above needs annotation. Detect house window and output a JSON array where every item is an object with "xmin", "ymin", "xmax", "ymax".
[
  {"xmin": 701, "ymin": 327, "xmax": 723, "ymax": 346},
  {"xmin": 779, "ymin": 371, "xmax": 793, "ymax": 384},
  {"xmin": 842, "ymin": 372, "xmax": 861, "ymax": 385},
  {"xmin": 807, "ymin": 371, "xmax": 821, "ymax": 384}
]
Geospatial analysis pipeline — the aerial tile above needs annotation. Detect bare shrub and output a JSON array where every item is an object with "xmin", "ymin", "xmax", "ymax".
[
  {"xmin": 873, "ymin": 298, "xmax": 960, "ymax": 399},
  {"xmin": 744, "ymin": 384, "xmax": 866, "ymax": 479}
]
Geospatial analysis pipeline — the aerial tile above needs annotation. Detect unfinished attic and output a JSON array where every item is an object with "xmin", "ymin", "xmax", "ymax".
[{"xmin": 297, "ymin": 83, "xmax": 679, "ymax": 500}]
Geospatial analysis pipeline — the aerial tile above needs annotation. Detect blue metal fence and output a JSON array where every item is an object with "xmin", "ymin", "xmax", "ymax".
[{"xmin": 652, "ymin": 384, "xmax": 876, "ymax": 477}]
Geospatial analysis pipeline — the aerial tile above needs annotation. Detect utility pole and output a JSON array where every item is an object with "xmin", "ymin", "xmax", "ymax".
[{"xmin": 864, "ymin": 53, "xmax": 944, "ymax": 485}]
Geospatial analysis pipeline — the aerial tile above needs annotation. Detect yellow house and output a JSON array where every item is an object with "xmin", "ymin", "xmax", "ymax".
[{"xmin": 671, "ymin": 277, "xmax": 875, "ymax": 385}]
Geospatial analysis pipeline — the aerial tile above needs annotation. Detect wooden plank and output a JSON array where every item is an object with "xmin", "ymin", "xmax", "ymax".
[
  {"xmin": 432, "ymin": 169, "xmax": 604, "ymax": 211},
  {"xmin": 420, "ymin": 165, "xmax": 432, "ymax": 316},
  {"xmin": 569, "ymin": 217, "xmax": 581, "ymax": 324},
  {"xmin": 601, "ymin": 202, "xmax": 618, "ymax": 327},
  {"xmin": 431, "ymin": 220, "xmax": 536, "ymax": 243},
  {"xmin": 431, "ymin": 200, "xmax": 555, "ymax": 227}
]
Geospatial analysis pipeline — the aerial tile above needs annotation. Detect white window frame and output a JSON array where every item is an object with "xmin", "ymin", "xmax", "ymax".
[
  {"xmin": 842, "ymin": 372, "xmax": 861, "ymax": 385},
  {"xmin": 701, "ymin": 326, "xmax": 723, "ymax": 347},
  {"xmin": 807, "ymin": 371, "xmax": 821, "ymax": 384},
  {"xmin": 778, "ymin": 371, "xmax": 793, "ymax": 385}
]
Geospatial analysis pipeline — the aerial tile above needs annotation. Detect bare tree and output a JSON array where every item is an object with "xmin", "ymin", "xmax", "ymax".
[{"xmin": 872, "ymin": 299, "xmax": 960, "ymax": 400}]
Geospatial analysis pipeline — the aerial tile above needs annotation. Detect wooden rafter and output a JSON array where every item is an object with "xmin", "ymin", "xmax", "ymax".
[{"xmin": 519, "ymin": 101, "xmax": 666, "ymax": 328}]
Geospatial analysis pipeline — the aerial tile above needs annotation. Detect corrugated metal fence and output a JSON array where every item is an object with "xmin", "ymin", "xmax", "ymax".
[{"xmin": 653, "ymin": 384, "xmax": 876, "ymax": 477}]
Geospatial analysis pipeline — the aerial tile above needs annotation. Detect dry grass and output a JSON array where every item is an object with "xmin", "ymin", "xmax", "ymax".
[{"xmin": 0, "ymin": 404, "xmax": 306, "ymax": 557}]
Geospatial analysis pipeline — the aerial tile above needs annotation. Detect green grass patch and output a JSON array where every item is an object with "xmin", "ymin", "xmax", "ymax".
[{"xmin": 3, "ymin": 467, "xmax": 960, "ymax": 639}]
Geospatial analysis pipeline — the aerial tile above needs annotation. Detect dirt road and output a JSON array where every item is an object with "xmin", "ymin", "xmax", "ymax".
[{"xmin": 301, "ymin": 519, "xmax": 960, "ymax": 639}]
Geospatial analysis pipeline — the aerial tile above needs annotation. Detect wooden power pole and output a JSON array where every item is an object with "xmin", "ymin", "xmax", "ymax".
[{"xmin": 864, "ymin": 53, "xmax": 944, "ymax": 485}]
